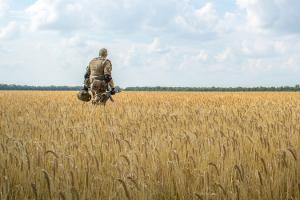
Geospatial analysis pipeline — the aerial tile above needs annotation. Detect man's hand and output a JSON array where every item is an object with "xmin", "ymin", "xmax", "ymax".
[
  {"xmin": 104, "ymin": 74, "xmax": 112, "ymax": 83},
  {"xmin": 110, "ymin": 87, "xmax": 116, "ymax": 95},
  {"xmin": 83, "ymin": 85, "xmax": 89, "ymax": 91}
]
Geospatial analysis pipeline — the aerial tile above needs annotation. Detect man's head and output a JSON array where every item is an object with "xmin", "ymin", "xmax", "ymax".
[{"xmin": 99, "ymin": 48, "xmax": 108, "ymax": 58}]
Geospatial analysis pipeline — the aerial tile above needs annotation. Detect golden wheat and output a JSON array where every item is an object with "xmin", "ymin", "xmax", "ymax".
[{"xmin": 0, "ymin": 91, "xmax": 299, "ymax": 199}]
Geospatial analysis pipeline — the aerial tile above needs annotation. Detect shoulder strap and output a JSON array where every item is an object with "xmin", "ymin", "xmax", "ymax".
[{"xmin": 102, "ymin": 58, "xmax": 107, "ymax": 65}]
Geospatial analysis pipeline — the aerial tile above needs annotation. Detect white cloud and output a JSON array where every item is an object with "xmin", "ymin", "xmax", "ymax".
[
  {"xmin": 175, "ymin": 2, "xmax": 219, "ymax": 33},
  {"xmin": 285, "ymin": 56, "xmax": 300, "ymax": 72},
  {"xmin": 62, "ymin": 35, "xmax": 86, "ymax": 48},
  {"xmin": 0, "ymin": 21, "xmax": 19, "ymax": 39},
  {"xmin": 239, "ymin": 0, "xmax": 279, "ymax": 29},
  {"xmin": 26, "ymin": 0, "xmax": 59, "ymax": 31},
  {"xmin": 236, "ymin": 0, "xmax": 300, "ymax": 33},
  {"xmin": 117, "ymin": 45, "xmax": 137, "ymax": 67},
  {"xmin": 195, "ymin": 3, "xmax": 218, "ymax": 24},
  {"xmin": 25, "ymin": 0, "xmax": 179, "ymax": 34},
  {"xmin": 241, "ymin": 39, "xmax": 276, "ymax": 57},
  {"xmin": 215, "ymin": 48, "xmax": 233, "ymax": 62},
  {"xmin": 0, "ymin": 0, "xmax": 9, "ymax": 16},
  {"xmin": 26, "ymin": 0, "xmax": 91, "ymax": 32},
  {"xmin": 196, "ymin": 51, "xmax": 208, "ymax": 62},
  {"xmin": 242, "ymin": 58, "xmax": 271, "ymax": 72},
  {"xmin": 148, "ymin": 38, "xmax": 170, "ymax": 54}
]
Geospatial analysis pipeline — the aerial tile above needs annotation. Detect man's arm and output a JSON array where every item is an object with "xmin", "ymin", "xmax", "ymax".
[
  {"xmin": 103, "ymin": 60, "xmax": 115, "ymax": 89},
  {"xmin": 83, "ymin": 65, "xmax": 91, "ymax": 90}
]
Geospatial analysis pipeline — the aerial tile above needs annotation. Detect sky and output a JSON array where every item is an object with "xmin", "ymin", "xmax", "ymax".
[{"xmin": 0, "ymin": 0, "xmax": 299, "ymax": 87}]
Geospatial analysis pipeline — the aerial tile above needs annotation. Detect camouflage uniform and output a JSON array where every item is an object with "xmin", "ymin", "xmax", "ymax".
[{"xmin": 84, "ymin": 48, "xmax": 115, "ymax": 104}]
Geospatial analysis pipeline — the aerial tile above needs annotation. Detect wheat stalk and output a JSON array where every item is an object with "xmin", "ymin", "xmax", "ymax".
[
  {"xmin": 117, "ymin": 178, "xmax": 131, "ymax": 200},
  {"xmin": 42, "ymin": 169, "xmax": 52, "ymax": 200}
]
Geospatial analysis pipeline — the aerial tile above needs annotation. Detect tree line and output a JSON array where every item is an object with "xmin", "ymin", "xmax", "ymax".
[
  {"xmin": 0, "ymin": 84, "xmax": 81, "ymax": 91},
  {"xmin": 125, "ymin": 85, "xmax": 300, "ymax": 91},
  {"xmin": 1, "ymin": 84, "xmax": 300, "ymax": 92}
]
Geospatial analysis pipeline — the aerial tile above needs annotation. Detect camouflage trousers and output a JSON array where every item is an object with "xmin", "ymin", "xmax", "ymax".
[{"xmin": 90, "ymin": 79, "xmax": 108, "ymax": 104}]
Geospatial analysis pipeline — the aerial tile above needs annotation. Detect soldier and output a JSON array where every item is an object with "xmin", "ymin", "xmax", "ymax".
[{"xmin": 83, "ymin": 48, "xmax": 116, "ymax": 104}]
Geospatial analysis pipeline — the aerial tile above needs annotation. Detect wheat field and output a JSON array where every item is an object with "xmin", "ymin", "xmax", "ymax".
[{"xmin": 0, "ymin": 91, "xmax": 299, "ymax": 200}]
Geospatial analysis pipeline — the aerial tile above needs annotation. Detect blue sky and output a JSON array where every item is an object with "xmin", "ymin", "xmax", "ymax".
[{"xmin": 0, "ymin": 0, "xmax": 299, "ymax": 87}]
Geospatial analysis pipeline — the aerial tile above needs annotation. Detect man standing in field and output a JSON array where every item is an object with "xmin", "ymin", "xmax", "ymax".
[{"xmin": 82, "ymin": 48, "xmax": 116, "ymax": 104}]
